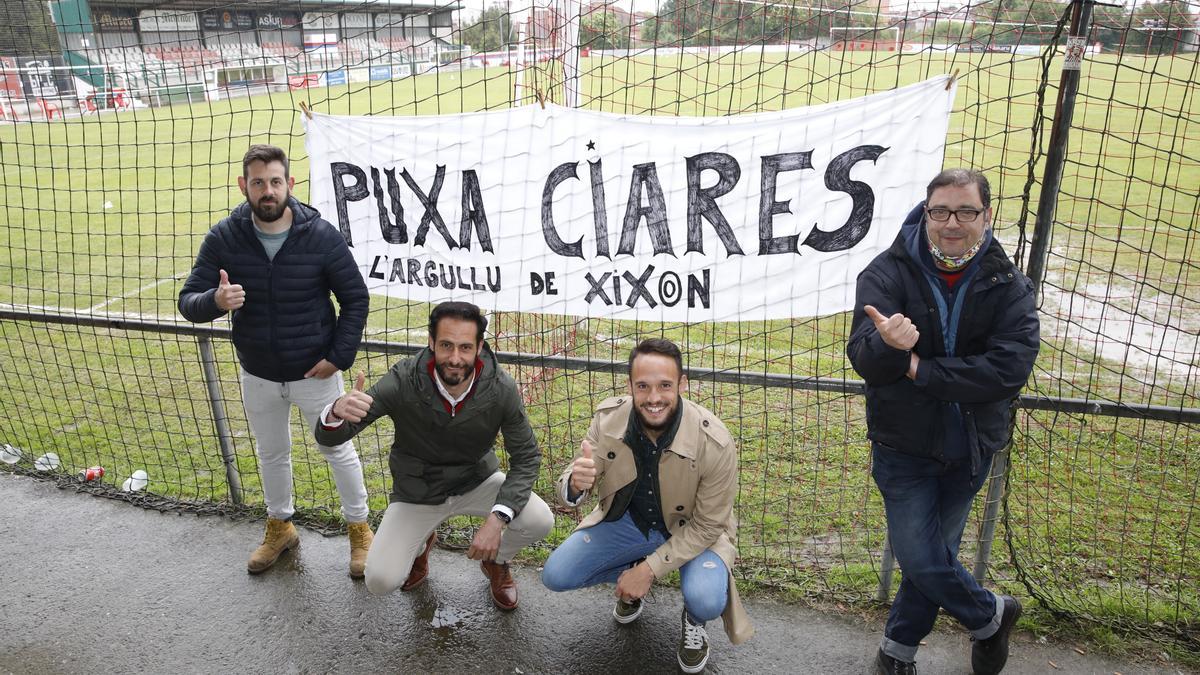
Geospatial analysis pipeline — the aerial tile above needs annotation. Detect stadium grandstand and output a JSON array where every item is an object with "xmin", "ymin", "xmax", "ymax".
[{"xmin": 0, "ymin": 0, "xmax": 463, "ymax": 118}]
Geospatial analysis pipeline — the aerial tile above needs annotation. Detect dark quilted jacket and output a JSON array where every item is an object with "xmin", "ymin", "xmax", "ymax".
[{"xmin": 178, "ymin": 197, "xmax": 369, "ymax": 382}]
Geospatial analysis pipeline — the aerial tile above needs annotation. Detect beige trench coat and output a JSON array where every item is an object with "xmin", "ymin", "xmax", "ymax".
[{"xmin": 555, "ymin": 395, "xmax": 754, "ymax": 645}]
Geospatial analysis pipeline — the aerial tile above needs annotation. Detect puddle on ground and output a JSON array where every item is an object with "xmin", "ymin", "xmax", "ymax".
[{"xmin": 429, "ymin": 603, "xmax": 482, "ymax": 629}]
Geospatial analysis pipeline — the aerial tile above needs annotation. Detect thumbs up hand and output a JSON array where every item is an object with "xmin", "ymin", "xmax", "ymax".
[
  {"xmin": 864, "ymin": 304, "xmax": 919, "ymax": 351},
  {"xmin": 214, "ymin": 269, "xmax": 245, "ymax": 311},
  {"xmin": 332, "ymin": 371, "xmax": 373, "ymax": 423},
  {"xmin": 569, "ymin": 439, "xmax": 598, "ymax": 494}
]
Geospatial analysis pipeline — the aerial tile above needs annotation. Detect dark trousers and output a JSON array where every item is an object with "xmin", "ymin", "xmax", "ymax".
[{"xmin": 872, "ymin": 444, "xmax": 1001, "ymax": 661}]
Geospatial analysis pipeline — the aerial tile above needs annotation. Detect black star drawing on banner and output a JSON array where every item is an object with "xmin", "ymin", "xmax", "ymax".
[{"xmin": 586, "ymin": 140, "xmax": 596, "ymax": 151}]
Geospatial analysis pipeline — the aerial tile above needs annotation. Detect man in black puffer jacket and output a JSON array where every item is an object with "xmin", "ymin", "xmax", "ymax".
[
  {"xmin": 179, "ymin": 144, "xmax": 372, "ymax": 578},
  {"xmin": 847, "ymin": 169, "xmax": 1039, "ymax": 675}
]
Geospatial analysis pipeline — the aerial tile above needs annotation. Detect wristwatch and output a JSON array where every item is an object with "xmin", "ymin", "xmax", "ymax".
[{"xmin": 492, "ymin": 509, "xmax": 512, "ymax": 525}]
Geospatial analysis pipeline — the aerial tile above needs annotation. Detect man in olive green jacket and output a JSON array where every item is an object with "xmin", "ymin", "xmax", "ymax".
[
  {"xmin": 542, "ymin": 338, "xmax": 753, "ymax": 674},
  {"xmin": 314, "ymin": 301, "xmax": 553, "ymax": 610}
]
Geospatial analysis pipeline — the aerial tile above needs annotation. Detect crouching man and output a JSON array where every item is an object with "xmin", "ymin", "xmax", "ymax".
[
  {"xmin": 542, "ymin": 338, "xmax": 753, "ymax": 673},
  {"xmin": 315, "ymin": 301, "xmax": 554, "ymax": 610}
]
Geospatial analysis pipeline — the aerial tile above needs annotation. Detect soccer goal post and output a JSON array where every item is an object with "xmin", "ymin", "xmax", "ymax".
[{"xmin": 829, "ymin": 25, "xmax": 902, "ymax": 52}]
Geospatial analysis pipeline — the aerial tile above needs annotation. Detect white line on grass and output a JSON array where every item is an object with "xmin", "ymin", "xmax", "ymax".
[
  {"xmin": 0, "ymin": 302, "xmax": 192, "ymax": 324},
  {"xmin": 88, "ymin": 273, "xmax": 186, "ymax": 312}
]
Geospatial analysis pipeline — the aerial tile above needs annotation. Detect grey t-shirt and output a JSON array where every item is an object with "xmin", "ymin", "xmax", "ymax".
[{"xmin": 253, "ymin": 223, "xmax": 290, "ymax": 262}]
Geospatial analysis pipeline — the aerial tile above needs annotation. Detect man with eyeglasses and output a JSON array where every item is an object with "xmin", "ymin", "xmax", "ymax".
[{"xmin": 847, "ymin": 169, "xmax": 1039, "ymax": 675}]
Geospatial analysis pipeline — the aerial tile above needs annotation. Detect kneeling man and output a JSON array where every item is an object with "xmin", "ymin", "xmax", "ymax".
[
  {"xmin": 315, "ymin": 301, "xmax": 554, "ymax": 610},
  {"xmin": 542, "ymin": 338, "xmax": 753, "ymax": 673}
]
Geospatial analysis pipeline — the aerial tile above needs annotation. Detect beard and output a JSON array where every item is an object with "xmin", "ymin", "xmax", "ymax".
[
  {"xmin": 635, "ymin": 402, "xmax": 678, "ymax": 433},
  {"xmin": 435, "ymin": 360, "xmax": 471, "ymax": 386},
  {"xmin": 250, "ymin": 196, "xmax": 287, "ymax": 223}
]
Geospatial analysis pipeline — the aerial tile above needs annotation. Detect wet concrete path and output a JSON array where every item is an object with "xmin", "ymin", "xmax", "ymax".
[{"xmin": 0, "ymin": 474, "xmax": 1176, "ymax": 674}]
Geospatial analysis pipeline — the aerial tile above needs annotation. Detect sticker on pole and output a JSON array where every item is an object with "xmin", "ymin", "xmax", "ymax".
[{"xmin": 1063, "ymin": 36, "xmax": 1087, "ymax": 70}]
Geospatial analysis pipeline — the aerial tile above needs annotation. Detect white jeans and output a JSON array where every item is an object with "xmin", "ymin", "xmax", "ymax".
[
  {"xmin": 240, "ymin": 369, "xmax": 369, "ymax": 523},
  {"xmin": 365, "ymin": 471, "xmax": 554, "ymax": 596}
]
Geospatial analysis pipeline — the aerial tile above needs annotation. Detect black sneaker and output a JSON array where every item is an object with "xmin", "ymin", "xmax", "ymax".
[
  {"xmin": 677, "ymin": 610, "xmax": 709, "ymax": 673},
  {"xmin": 613, "ymin": 597, "xmax": 643, "ymax": 624},
  {"xmin": 971, "ymin": 595, "xmax": 1022, "ymax": 675},
  {"xmin": 875, "ymin": 648, "xmax": 916, "ymax": 675}
]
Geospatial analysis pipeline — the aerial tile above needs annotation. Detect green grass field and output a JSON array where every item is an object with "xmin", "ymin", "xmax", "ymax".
[{"xmin": 0, "ymin": 49, "xmax": 1197, "ymax": 658}]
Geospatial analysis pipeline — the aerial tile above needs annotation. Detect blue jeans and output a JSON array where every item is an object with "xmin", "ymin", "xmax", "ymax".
[
  {"xmin": 872, "ymin": 444, "xmax": 1002, "ymax": 662},
  {"xmin": 541, "ymin": 511, "xmax": 729, "ymax": 623}
]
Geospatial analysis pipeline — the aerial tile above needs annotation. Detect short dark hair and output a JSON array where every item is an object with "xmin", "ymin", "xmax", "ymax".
[
  {"xmin": 628, "ymin": 338, "xmax": 684, "ymax": 378},
  {"xmin": 243, "ymin": 144, "xmax": 289, "ymax": 179},
  {"xmin": 429, "ymin": 301, "xmax": 487, "ymax": 343},
  {"xmin": 926, "ymin": 168, "xmax": 991, "ymax": 210}
]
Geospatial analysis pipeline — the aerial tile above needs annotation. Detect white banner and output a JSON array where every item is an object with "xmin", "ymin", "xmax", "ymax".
[{"xmin": 304, "ymin": 76, "xmax": 956, "ymax": 322}]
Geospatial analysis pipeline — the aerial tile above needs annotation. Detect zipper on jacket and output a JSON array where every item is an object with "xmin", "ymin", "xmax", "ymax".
[
  {"xmin": 260, "ymin": 219, "xmax": 304, "ymax": 375},
  {"xmin": 267, "ymin": 261, "xmax": 277, "ymax": 360}
]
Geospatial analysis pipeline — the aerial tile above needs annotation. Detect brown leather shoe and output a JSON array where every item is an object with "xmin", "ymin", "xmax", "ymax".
[
  {"xmin": 401, "ymin": 531, "xmax": 436, "ymax": 592},
  {"xmin": 480, "ymin": 560, "xmax": 518, "ymax": 611}
]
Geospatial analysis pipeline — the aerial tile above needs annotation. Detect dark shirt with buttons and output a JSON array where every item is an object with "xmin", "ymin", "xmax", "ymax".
[{"xmin": 620, "ymin": 405, "xmax": 682, "ymax": 539}]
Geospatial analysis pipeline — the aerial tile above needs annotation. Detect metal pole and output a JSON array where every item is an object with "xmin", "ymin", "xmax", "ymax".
[
  {"xmin": 972, "ymin": 448, "xmax": 1010, "ymax": 581},
  {"xmin": 513, "ymin": 22, "xmax": 527, "ymax": 105},
  {"xmin": 1025, "ymin": 0, "xmax": 1094, "ymax": 295},
  {"xmin": 877, "ymin": 533, "xmax": 896, "ymax": 602},
  {"xmin": 561, "ymin": 0, "xmax": 582, "ymax": 108},
  {"xmin": 197, "ymin": 335, "xmax": 243, "ymax": 505}
]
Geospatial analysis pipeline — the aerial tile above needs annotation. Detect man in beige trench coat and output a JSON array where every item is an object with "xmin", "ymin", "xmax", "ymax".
[{"xmin": 541, "ymin": 338, "xmax": 753, "ymax": 673}]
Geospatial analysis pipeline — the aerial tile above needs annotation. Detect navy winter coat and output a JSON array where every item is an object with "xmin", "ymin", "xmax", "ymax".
[
  {"xmin": 178, "ymin": 197, "xmax": 369, "ymax": 383},
  {"xmin": 846, "ymin": 203, "xmax": 1040, "ymax": 471}
]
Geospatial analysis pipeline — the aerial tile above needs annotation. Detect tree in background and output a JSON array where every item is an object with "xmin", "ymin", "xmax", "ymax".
[
  {"xmin": 918, "ymin": 17, "xmax": 978, "ymax": 46},
  {"xmin": 579, "ymin": 11, "xmax": 631, "ymax": 50},
  {"xmin": 762, "ymin": 3, "xmax": 820, "ymax": 43},
  {"xmin": 746, "ymin": 0, "xmax": 882, "ymax": 45},
  {"xmin": 972, "ymin": 0, "xmax": 1069, "ymax": 46},
  {"xmin": 459, "ymin": 4, "xmax": 513, "ymax": 53},
  {"xmin": 652, "ymin": 0, "xmax": 745, "ymax": 46},
  {"xmin": 1126, "ymin": 0, "xmax": 1197, "ymax": 53},
  {"xmin": 1090, "ymin": 2, "xmax": 1131, "ymax": 51},
  {"xmin": 635, "ymin": 0, "xmax": 1194, "ymax": 53},
  {"xmin": 640, "ymin": 14, "xmax": 663, "ymax": 45}
]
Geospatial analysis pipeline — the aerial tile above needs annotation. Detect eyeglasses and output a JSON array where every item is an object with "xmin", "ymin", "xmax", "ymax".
[{"xmin": 926, "ymin": 207, "xmax": 985, "ymax": 223}]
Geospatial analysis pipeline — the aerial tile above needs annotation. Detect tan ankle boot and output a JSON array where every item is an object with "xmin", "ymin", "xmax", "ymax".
[
  {"xmin": 247, "ymin": 518, "xmax": 300, "ymax": 574},
  {"xmin": 347, "ymin": 521, "xmax": 374, "ymax": 579}
]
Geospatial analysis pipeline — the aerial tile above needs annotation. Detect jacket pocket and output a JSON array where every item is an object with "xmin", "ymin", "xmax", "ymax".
[
  {"xmin": 866, "ymin": 382, "xmax": 938, "ymax": 453},
  {"xmin": 390, "ymin": 462, "xmax": 430, "ymax": 502},
  {"xmin": 966, "ymin": 399, "xmax": 1014, "ymax": 455}
]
